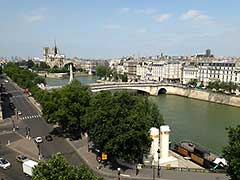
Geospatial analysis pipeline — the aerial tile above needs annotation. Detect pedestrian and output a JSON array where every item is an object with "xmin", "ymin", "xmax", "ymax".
[{"xmin": 136, "ymin": 165, "xmax": 139, "ymax": 175}]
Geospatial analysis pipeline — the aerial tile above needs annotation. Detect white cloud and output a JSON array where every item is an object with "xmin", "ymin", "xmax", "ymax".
[
  {"xmin": 103, "ymin": 24, "xmax": 121, "ymax": 30},
  {"xmin": 22, "ymin": 8, "xmax": 46, "ymax": 23},
  {"xmin": 135, "ymin": 8, "xmax": 156, "ymax": 15},
  {"xmin": 23, "ymin": 15, "xmax": 44, "ymax": 23},
  {"xmin": 137, "ymin": 28, "xmax": 147, "ymax": 33},
  {"xmin": 155, "ymin": 14, "xmax": 172, "ymax": 23},
  {"xmin": 180, "ymin": 10, "xmax": 210, "ymax": 21},
  {"xmin": 120, "ymin": 8, "xmax": 130, "ymax": 13}
]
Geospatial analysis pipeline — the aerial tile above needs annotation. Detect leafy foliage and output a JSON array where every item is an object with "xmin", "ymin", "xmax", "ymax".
[
  {"xmin": 223, "ymin": 125, "xmax": 240, "ymax": 180},
  {"xmin": 42, "ymin": 80, "xmax": 91, "ymax": 132},
  {"xmin": 84, "ymin": 91, "xmax": 164, "ymax": 162},
  {"xmin": 207, "ymin": 80, "xmax": 238, "ymax": 92},
  {"xmin": 33, "ymin": 154, "xmax": 103, "ymax": 180},
  {"xmin": 96, "ymin": 65, "xmax": 128, "ymax": 82}
]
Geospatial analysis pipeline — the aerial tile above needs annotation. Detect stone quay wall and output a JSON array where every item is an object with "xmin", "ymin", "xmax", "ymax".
[{"xmin": 166, "ymin": 87, "xmax": 240, "ymax": 108}]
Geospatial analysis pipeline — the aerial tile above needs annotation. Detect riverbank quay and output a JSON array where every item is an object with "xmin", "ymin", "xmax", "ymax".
[
  {"xmin": 67, "ymin": 135, "xmax": 227, "ymax": 180},
  {"xmin": 166, "ymin": 86, "xmax": 240, "ymax": 108},
  {"xmin": 37, "ymin": 71, "xmax": 90, "ymax": 79},
  {"xmin": 90, "ymin": 81, "xmax": 240, "ymax": 108}
]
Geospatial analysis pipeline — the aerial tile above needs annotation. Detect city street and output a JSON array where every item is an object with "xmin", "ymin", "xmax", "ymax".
[
  {"xmin": 0, "ymin": 134, "xmax": 29, "ymax": 180},
  {"xmin": 0, "ymin": 76, "xmax": 84, "ymax": 179}
]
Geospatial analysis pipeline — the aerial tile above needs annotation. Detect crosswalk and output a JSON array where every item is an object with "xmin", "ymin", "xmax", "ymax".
[{"xmin": 21, "ymin": 114, "xmax": 42, "ymax": 120}]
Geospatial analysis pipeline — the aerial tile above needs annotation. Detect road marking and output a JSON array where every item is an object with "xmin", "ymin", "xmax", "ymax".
[
  {"xmin": 21, "ymin": 114, "xmax": 41, "ymax": 120},
  {"xmin": 0, "ymin": 130, "xmax": 13, "ymax": 136}
]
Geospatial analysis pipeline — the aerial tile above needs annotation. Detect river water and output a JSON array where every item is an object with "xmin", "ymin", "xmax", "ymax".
[{"xmin": 46, "ymin": 76, "xmax": 240, "ymax": 154}]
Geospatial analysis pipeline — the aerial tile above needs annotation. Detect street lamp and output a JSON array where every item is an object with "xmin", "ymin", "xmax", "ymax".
[
  {"xmin": 37, "ymin": 143, "xmax": 41, "ymax": 160},
  {"xmin": 117, "ymin": 167, "xmax": 121, "ymax": 180},
  {"xmin": 157, "ymin": 148, "xmax": 160, "ymax": 177},
  {"xmin": 157, "ymin": 126, "xmax": 161, "ymax": 178},
  {"xmin": 12, "ymin": 108, "xmax": 17, "ymax": 132}
]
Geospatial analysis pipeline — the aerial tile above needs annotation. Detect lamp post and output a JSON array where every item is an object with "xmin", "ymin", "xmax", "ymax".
[
  {"xmin": 157, "ymin": 149, "xmax": 160, "ymax": 177},
  {"xmin": 37, "ymin": 143, "xmax": 41, "ymax": 160},
  {"xmin": 157, "ymin": 126, "xmax": 161, "ymax": 178},
  {"xmin": 12, "ymin": 109, "xmax": 16, "ymax": 132},
  {"xmin": 152, "ymin": 163, "xmax": 155, "ymax": 180},
  {"xmin": 117, "ymin": 167, "xmax": 121, "ymax": 180}
]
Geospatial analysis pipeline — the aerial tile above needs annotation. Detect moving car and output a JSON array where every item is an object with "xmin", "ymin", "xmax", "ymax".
[
  {"xmin": 16, "ymin": 155, "xmax": 28, "ymax": 163},
  {"xmin": 0, "ymin": 158, "xmax": 11, "ymax": 169},
  {"xmin": 34, "ymin": 136, "xmax": 43, "ymax": 143},
  {"xmin": 17, "ymin": 111, "xmax": 22, "ymax": 115}
]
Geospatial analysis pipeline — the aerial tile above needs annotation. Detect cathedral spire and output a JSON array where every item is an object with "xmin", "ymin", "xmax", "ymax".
[{"xmin": 54, "ymin": 38, "xmax": 58, "ymax": 55}]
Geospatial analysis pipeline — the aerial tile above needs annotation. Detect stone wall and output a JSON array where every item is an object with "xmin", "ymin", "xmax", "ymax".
[{"xmin": 166, "ymin": 87, "xmax": 240, "ymax": 108}]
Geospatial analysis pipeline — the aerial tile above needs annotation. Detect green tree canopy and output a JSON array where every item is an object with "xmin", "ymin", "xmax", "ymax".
[
  {"xmin": 84, "ymin": 91, "xmax": 164, "ymax": 162},
  {"xmin": 96, "ymin": 66, "xmax": 111, "ymax": 79},
  {"xmin": 33, "ymin": 154, "xmax": 103, "ymax": 180},
  {"xmin": 42, "ymin": 80, "xmax": 91, "ymax": 132},
  {"xmin": 27, "ymin": 60, "xmax": 35, "ymax": 69},
  {"xmin": 223, "ymin": 125, "xmax": 240, "ymax": 180}
]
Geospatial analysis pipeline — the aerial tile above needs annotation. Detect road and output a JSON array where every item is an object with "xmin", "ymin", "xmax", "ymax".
[
  {"xmin": 0, "ymin": 134, "xmax": 29, "ymax": 180},
  {"xmin": 0, "ymin": 76, "xmax": 84, "ymax": 179}
]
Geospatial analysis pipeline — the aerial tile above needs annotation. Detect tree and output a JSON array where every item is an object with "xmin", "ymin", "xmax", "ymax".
[
  {"xmin": 96, "ymin": 66, "xmax": 111, "ymax": 79},
  {"xmin": 84, "ymin": 91, "xmax": 164, "ymax": 162},
  {"xmin": 42, "ymin": 80, "xmax": 91, "ymax": 132},
  {"xmin": 34, "ymin": 76, "xmax": 46, "ymax": 85},
  {"xmin": 33, "ymin": 153, "xmax": 103, "ymax": 180},
  {"xmin": 39, "ymin": 62, "xmax": 50, "ymax": 70},
  {"xmin": 223, "ymin": 125, "xmax": 240, "ymax": 180},
  {"xmin": 27, "ymin": 60, "xmax": 35, "ymax": 69}
]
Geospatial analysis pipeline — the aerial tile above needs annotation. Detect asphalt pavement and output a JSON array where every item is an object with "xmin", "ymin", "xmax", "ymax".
[
  {"xmin": 0, "ymin": 76, "xmax": 84, "ymax": 179},
  {"xmin": 0, "ymin": 134, "xmax": 29, "ymax": 180}
]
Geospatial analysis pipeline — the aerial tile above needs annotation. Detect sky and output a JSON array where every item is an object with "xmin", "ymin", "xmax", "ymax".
[{"xmin": 1, "ymin": 0, "xmax": 240, "ymax": 58}]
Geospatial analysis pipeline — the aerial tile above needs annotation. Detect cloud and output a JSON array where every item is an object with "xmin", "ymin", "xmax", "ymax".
[
  {"xmin": 155, "ymin": 14, "xmax": 172, "ymax": 23},
  {"xmin": 22, "ymin": 8, "xmax": 46, "ymax": 23},
  {"xmin": 180, "ymin": 10, "xmax": 210, "ymax": 21},
  {"xmin": 120, "ymin": 8, "xmax": 130, "ymax": 13},
  {"xmin": 23, "ymin": 15, "xmax": 44, "ymax": 23},
  {"xmin": 103, "ymin": 24, "xmax": 121, "ymax": 30},
  {"xmin": 135, "ymin": 8, "xmax": 156, "ymax": 15},
  {"xmin": 137, "ymin": 28, "xmax": 147, "ymax": 33}
]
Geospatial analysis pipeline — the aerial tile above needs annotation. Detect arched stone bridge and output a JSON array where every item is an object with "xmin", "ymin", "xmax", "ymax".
[{"xmin": 88, "ymin": 82, "xmax": 184, "ymax": 96}]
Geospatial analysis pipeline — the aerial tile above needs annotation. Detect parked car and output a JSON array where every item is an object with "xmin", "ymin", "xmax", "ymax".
[
  {"xmin": 45, "ymin": 135, "xmax": 53, "ymax": 141},
  {"xmin": 16, "ymin": 155, "xmax": 28, "ymax": 163},
  {"xmin": 34, "ymin": 136, "xmax": 43, "ymax": 143},
  {"xmin": 0, "ymin": 158, "xmax": 11, "ymax": 169},
  {"xmin": 17, "ymin": 111, "xmax": 22, "ymax": 115}
]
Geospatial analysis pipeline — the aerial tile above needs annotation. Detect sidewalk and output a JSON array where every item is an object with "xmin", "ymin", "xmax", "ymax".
[
  {"xmin": 7, "ymin": 132, "xmax": 40, "ymax": 161},
  {"xmin": 67, "ymin": 135, "xmax": 228, "ymax": 180}
]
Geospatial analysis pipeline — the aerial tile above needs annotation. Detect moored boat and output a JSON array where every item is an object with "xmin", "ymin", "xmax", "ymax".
[{"xmin": 173, "ymin": 140, "xmax": 227, "ymax": 170}]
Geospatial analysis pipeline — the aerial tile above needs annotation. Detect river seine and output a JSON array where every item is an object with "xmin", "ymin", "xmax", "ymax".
[{"xmin": 46, "ymin": 76, "xmax": 240, "ymax": 154}]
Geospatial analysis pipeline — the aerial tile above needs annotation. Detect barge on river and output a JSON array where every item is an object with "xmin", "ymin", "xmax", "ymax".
[{"xmin": 174, "ymin": 140, "xmax": 227, "ymax": 170}]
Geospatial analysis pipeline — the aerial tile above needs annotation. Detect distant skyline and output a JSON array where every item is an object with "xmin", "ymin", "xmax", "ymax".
[{"xmin": 1, "ymin": 0, "xmax": 240, "ymax": 58}]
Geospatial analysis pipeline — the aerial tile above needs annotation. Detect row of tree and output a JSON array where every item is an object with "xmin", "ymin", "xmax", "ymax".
[
  {"xmin": 33, "ymin": 154, "xmax": 103, "ymax": 180},
  {"xmin": 4, "ymin": 62, "xmax": 164, "ymax": 162},
  {"xmin": 96, "ymin": 65, "xmax": 128, "ymax": 82},
  {"xmin": 207, "ymin": 80, "xmax": 238, "ymax": 92}
]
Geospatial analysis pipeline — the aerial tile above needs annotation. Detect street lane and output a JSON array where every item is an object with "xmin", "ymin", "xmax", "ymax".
[
  {"xmin": 4, "ymin": 78, "xmax": 84, "ymax": 166},
  {"xmin": 0, "ymin": 134, "xmax": 29, "ymax": 180}
]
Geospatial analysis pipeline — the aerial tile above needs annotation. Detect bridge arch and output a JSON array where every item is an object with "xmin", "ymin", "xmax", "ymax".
[
  {"xmin": 90, "ymin": 86, "xmax": 151, "ymax": 95},
  {"xmin": 158, "ymin": 88, "xmax": 167, "ymax": 95}
]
